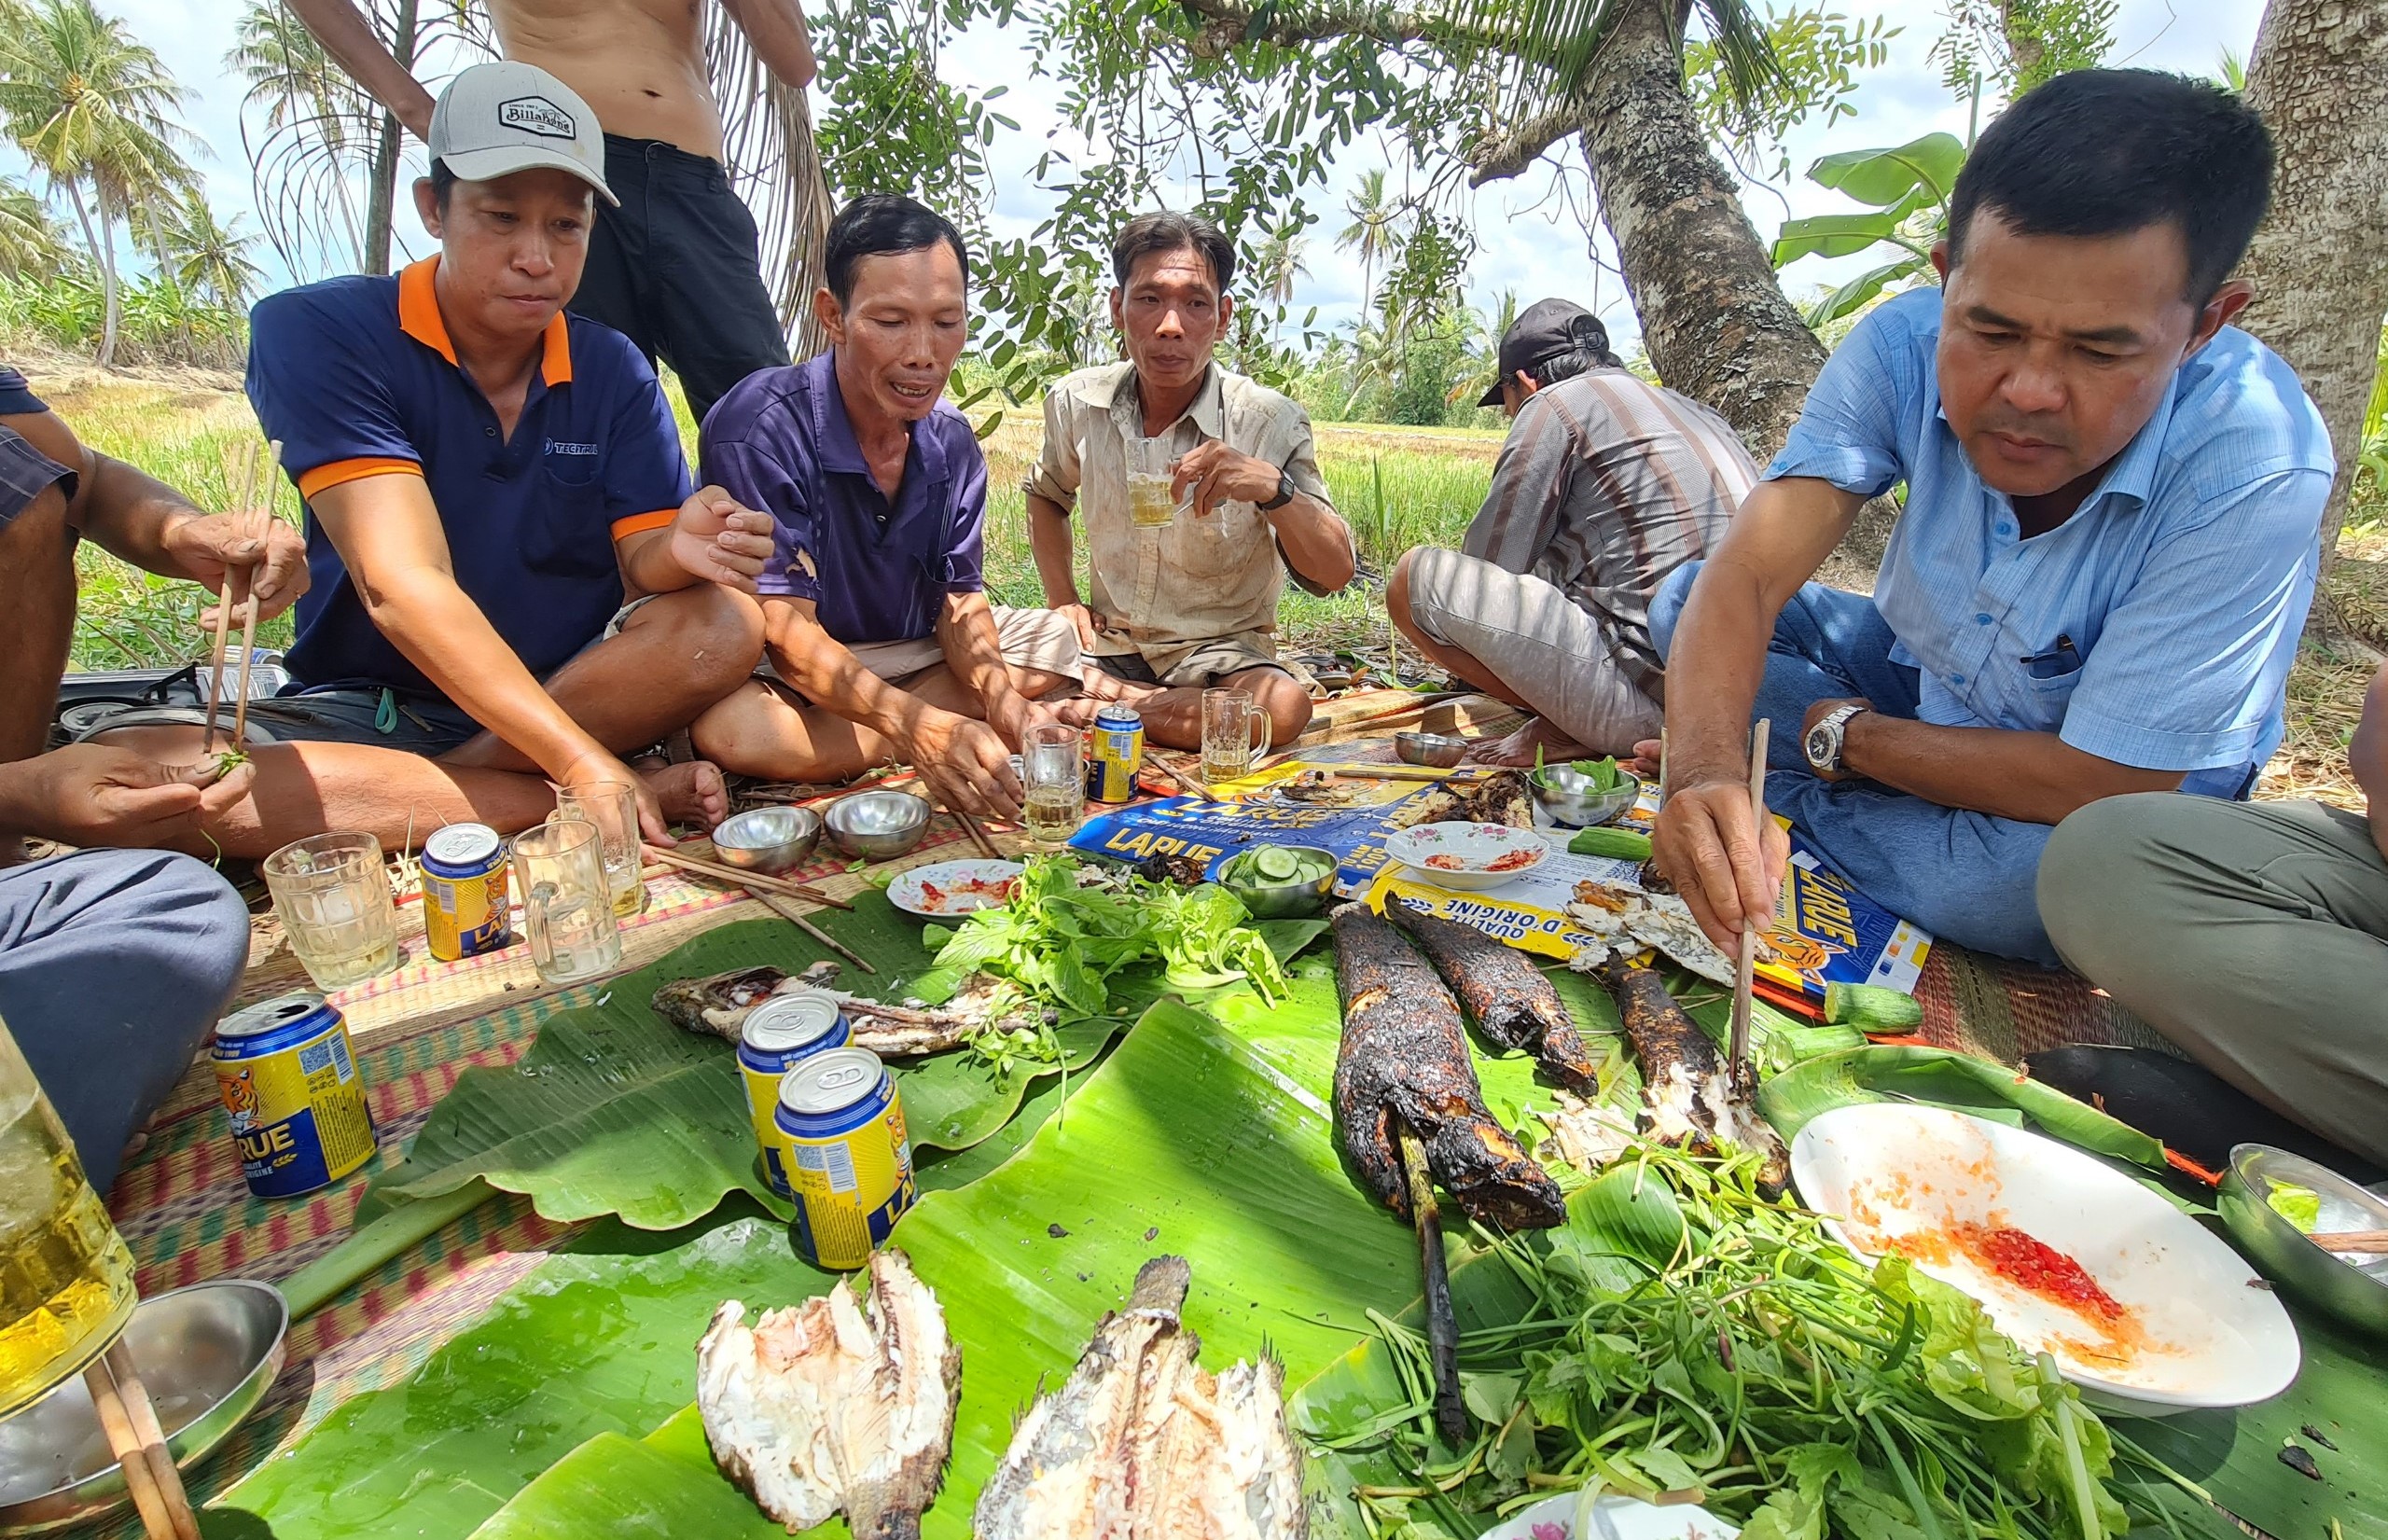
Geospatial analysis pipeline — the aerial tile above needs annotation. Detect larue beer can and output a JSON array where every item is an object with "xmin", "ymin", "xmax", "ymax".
[
  {"xmin": 773, "ymin": 1047, "xmax": 915, "ymax": 1270},
  {"xmin": 212, "ymin": 992, "xmax": 378, "ymax": 1199},
  {"xmin": 1085, "ymin": 704, "xmax": 1145, "ymax": 803},
  {"xmin": 420, "ymin": 823, "xmax": 508, "ymax": 962},
  {"xmin": 739, "ymin": 991, "xmax": 852, "ymax": 1198}
]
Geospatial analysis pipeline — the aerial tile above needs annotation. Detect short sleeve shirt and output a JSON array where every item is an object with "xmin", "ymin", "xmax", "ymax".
[
  {"xmin": 1769, "ymin": 287, "xmax": 2334, "ymax": 798},
  {"xmin": 701, "ymin": 351, "xmax": 988, "ymax": 647},
  {"xmin": 0, "ymin": 365, "xmax": 47, "ymax": 416},
  {"xmin": 245, "ymin": 257, "xmax": 692, "ymax": 698},
  {"xmin": 0, "ymin": 365, "xmax": 75, "ymax": 532}
]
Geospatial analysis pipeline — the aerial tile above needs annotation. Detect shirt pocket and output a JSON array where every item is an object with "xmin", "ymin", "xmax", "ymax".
[
  {"xmin": 526, "ymin": 455, "xmax": 618, "ymax": 579},
  {"xmin": 1161, "ymin": 500, "xmax": 1262, "ymax": 586},
  {"xmin": 1996, "ymin": 626, "xmax": 2087, "ymax": 733}
]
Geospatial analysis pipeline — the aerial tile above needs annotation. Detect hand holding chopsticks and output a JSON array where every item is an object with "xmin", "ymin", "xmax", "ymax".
[
  {"xmin": 201, "ymin": 437, "xmax": 284, "ymax": 757},
  {"xmin": 1727, "ymin": 719, "xmax": 1771, "ymax": 1075}
]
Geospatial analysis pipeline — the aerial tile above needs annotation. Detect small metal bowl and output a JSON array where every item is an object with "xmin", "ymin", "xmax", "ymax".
[
  {"xmin": 1216, "ymin": 845, "xmax": 1338, "ymax": 920},
  {"xmin": 1395, "ymin": 731, "xmax": 1468, "ymax": 769},
  {"xmin": 1531, "ymin": 765, "xmax": 1643, "ymax": 828},
  {"xmin": 824, "ymin": 790, "xmax": 933, "ymax": 860},
  {"xmin": 0, "ymin": 1280, "xmax": 288, "ymax": 1535},
  {"xmin": 2217, "ymin": 1143, "xmax": 2388, "ymax": 1340},
  {"xmin": 712, "ymin": 805, "xmax": 823, "ymax": 874}
]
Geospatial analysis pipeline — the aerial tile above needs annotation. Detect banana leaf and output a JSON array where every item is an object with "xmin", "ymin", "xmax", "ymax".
[
  {"xmin": 1806, "ymin": 131, "xmax": 1966, "ymax": 207},
  {"xmin": 1756, "ymin": 1044, "xmax": 2167, "ymax": 1169}
]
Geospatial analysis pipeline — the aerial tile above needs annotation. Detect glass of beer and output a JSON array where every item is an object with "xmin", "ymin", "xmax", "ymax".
[
  {"xmin": 555, "ymin": 782, "xmax": 646, "ymax": 919},
  {"xmin": 1201, "ymin": 688, "xmax": 1273, "ymax": 789},
  {"xmin": 1020, "ymin": 724, "xmax": 1084, "ymax": 848},
  {"xmin": 262, "ymin": 831, "xmax": 401, "ymax": 990},
  {"xmin": 1126, "ymin": 437, "xmax": 1181, "ymax": 527},
  {"xmin": 510, "ymin": 819, "xmax": 623, "ymax": 984},
  {"xmin": 0, "ymin": 1020, "xmax": 137, "ymax": 1419}
]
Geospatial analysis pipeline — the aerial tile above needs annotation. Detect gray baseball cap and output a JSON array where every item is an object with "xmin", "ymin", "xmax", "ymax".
[{"xmin": 428, "ymin": 61, "xmax": 616, "ymax": 206}]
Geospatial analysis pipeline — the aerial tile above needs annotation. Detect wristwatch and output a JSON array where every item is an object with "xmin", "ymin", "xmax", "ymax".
[
  {"xmin": 1257, "ymin": 471, "xmax": 1296, "ymax": 511},
  {"xmin": 1804, "ymin": 704, "xmax": 1868, "ymax": 774}
]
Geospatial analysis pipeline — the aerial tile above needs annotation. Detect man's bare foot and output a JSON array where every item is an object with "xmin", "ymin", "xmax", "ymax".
[
  {"xmin": 638, "ymin": 759, "xmax": 730, "ymax": 829},
  {"xmin": 1467, "ymin": 716, "xmax": 1590, "ymax": 768},
  {"xmin": 1076, "ymin": 666, "xmax": 1162, "ymax": 704}
]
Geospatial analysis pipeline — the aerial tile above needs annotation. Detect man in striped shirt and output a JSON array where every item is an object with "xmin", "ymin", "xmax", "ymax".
[{"xmin": 1389, "ymin": 300, "xmax": 1756, "ymax": 765}]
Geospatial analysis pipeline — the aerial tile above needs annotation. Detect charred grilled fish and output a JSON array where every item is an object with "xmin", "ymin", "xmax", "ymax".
[
  {"xmin": 697, "ymin": 1248, "xmax": 961, "ymax": 1538},
  {"xmin": 1465, "ymin": 768, "xmax": 1535, "ymax": 829},
  {"xmin": 1331, "ymin": 905, "xmax": 1566, "ymax": 1230},
  {"xmin": 1383, "ymin": 895, "xmax": 1599, "ymax": 1091},
  {"xmin": 973, "ymin": 1256, "xmax": 1306, "ymax": 1540},
  {"xmin": 1601, "ymin": 962, "xmax": 1789, "ymax": 1196},
  {"xmin": 654, "ymin": 964, "xmax": 991, "ymax": 1057}
]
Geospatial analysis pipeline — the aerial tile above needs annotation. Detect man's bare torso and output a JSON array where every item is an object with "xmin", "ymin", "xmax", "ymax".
[{"xmin": 492, "ymin": 0, "xmax": 724, "ymax": 160}]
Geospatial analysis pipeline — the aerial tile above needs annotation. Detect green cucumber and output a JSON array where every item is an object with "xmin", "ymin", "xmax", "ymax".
[
  {"xmin": 1255, "ymin": 846, "xmax": 1299, "ymax": 882},
  {"xmin": 1822, "ymin": 982, "xmax": 1924, "ymax": 1032},
  {"xmin": 1567, "ymin": 826, "xmax": 1653, "ymax": 861}
]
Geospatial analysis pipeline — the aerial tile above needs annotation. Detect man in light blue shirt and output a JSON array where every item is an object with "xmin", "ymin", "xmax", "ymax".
[{"xmin": 1647, "ymin": 68, "xmax": 2333, "ymax": 964}]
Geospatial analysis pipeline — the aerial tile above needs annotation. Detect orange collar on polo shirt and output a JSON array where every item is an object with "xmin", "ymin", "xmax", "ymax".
[{"xmin": 396, "ymin": 256, "xmax": 573, "ymax": 385}]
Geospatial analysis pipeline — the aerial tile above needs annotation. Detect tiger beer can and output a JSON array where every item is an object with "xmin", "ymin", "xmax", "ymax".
[
  {"xmin": 212, "ymin": 992, "xmax": 378, "ymax": 1200},
  {"xmin": 1085, "ymin": 705, "xmax": 1145, "ymax": 803},
  {"xmin": 739, "ymin": 991, "xmax": 852, "ymax": 1199},
  {"xmin": 774, "ymin": 1047, "xmax": 914, "ymax": 1271}
]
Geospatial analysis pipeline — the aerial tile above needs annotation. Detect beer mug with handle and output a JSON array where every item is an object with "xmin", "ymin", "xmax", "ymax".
[{"xmin": 1201, "ymin": 688, "xmax": 1272, "ymax": 790}]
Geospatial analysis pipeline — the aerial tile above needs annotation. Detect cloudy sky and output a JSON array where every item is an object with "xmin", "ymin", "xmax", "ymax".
[{"xmin": 5, "ymin": 0, "xmax": 2266, "ymax": 349}]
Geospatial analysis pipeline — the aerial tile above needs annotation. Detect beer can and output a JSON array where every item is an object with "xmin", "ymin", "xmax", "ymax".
[
  {"xmin": 1085, "ymin": 704, "xmax": 1145, "ymax": 803},
  {"xmin": 774, "ymin": 1047, "xmax": 914, "ymax": 1270},
  {"xmin": 212, "ymin": 992, "xmax": 378, "ymax": 1199},
  {"xmin": 740, "ymin": 991, "xmax": 852, "ymax": 1199},
  {"xmin": 421, "ymin": 823, "xmax": 508, "ymax": 962}
]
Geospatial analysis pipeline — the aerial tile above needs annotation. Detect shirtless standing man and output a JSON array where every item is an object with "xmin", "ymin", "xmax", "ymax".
[{"xmin": 288, "ymin": 0, "xmax": 815, "ymax": 424}]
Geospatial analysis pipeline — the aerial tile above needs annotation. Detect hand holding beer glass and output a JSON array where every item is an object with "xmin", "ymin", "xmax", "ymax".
[
  {"xmin": 1126, "ymin": 437, "xmax": 1185, "ymax": 528},
  {"xmin": 1020, "ymin": 724, "xmax": 1085, "ymax": 848}
]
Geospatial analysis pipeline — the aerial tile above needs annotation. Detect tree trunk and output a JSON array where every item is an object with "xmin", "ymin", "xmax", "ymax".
[
  {"xmin": 68, "ymin": 183, "xmax": 123, "ymax": 371},
  {"xmin": 363, "ymin": 0, "xmax": 421, "ymax": 275},
  {"xmin": 2235, "ymin": 0, "xmax": 2388, "ymax": 576}
]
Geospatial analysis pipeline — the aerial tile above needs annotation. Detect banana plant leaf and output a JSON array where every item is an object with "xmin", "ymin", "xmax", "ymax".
[
  {"xmin": 1756, "ymin": 1044, "xmax": 2167, "ymax": 1169},
  {"xmin": 1807, "ymin": 131, "xmax": 1966, "ymax": 207}
]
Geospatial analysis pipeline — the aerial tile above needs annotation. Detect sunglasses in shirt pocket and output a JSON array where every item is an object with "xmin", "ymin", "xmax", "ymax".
[{"xmin": 526, "ymin": 452, "xmax": 618, "ymax": 578}]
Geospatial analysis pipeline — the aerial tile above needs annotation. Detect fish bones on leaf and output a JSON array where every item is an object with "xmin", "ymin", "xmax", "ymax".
[
  {"xmin": 697, "ymin": 1248, "xmax": 960, "ymax": 1538},
  {"xmin": 1599, "ymin": 962, "xmax": 1790, "ymax": 1196},
  {"xmin": 973, "ymin": 1256, "xmax": 1306, "ymax": 1540}
]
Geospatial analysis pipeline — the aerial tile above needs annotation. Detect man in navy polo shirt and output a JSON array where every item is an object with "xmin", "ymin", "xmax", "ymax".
[
  {"xmin": 112, "ymin": 63, "xmax": 773, "ymax": 849},
  {"xmin": 687, "ymin": 196, "xmax": 1081, "ymax": 820}
]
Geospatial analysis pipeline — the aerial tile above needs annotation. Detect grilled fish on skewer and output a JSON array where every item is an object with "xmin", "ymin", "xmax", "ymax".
[
  {"xmin": 697, "ymin": 1249, "xmax": 960, "ymax": 1538},
  {"xmin": 1600, "ymin": 961, "xmax": 1789, "ymax": 1196},
  {"xmin": 1331, "ymin": 905, "xmax": 1565, "ymax": 1230},
  {"xmin": 1383, "ymin": 895, "xmax": 1599, "ymax": 1092},
  {"xmin": 973, "ymin": 1256, "xmax": 1306, "ymax": 1540}
]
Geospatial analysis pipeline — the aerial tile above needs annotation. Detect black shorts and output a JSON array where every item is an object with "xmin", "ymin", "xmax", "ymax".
[
  {"xmin": 0, "ymin": 424, "xmax": 75, "ymax": 533},
  {"xmin": 570, "ymin": 136, "xmax": 793, "ymax": 428}
]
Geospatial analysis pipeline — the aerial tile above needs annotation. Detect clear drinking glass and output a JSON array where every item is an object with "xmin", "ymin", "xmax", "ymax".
[
  {"xmin": 1020, "ymin": 723, "xmax": 1085, "ymax": 848},
  {"xmin": 509, "ymin": 819, "xmax": 623, "ymax": 984},
  {"xmin": 1201, "ymin": 688, "xmax": 1273, "ymax": 788},
  {"xmin": 261, "ymin": 832, "xmax": 401, "ymax": 990},
  {"xmin": 0, "ymin": 1020, "xmax": 138, "ymax": 1418},
  {"xmin": 1126, "ymin": 437, "xmax": 1182, "ymax": 527},
  {"xmin": 555, "ymin": 782, "xmax": 646, "ymax": 919}
]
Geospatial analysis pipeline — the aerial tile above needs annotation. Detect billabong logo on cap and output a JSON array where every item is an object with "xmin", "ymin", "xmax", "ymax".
[{"xmin": 497, "ymin": 96, "xmax": 576, "ymax": 139}]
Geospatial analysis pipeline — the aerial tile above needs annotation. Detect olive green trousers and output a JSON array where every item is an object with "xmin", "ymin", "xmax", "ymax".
[{"xmin": 2038, "ymin": 793, "xmax": 2388, "ymax": 1170}]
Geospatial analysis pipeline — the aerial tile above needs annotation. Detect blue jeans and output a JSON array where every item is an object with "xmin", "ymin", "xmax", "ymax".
[{"xmin": 1651, "ymin": 564, "xmax": 2059, "ymax": 964}]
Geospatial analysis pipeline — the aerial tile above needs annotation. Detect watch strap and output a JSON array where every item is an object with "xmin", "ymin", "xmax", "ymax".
[{"xmin": 1257, "ymin": 470, "xmax": 1295, "ymax": 512}]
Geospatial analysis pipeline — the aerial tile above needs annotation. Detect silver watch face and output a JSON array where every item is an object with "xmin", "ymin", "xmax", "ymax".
[{"xmin": 1805, "ymin": 721, "xmax": 1835, "ymax": 769}]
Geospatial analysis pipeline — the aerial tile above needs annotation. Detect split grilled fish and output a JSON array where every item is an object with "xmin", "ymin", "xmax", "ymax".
[
  {"xmin": 1601, "ymin": 962, "xmax": 1790, "ymax": 1195},
  {"xmin": 1386, "ymin": 768, "xmax": 1534, "ymax": 830},
  {"xmin": 1331, "ymin": 905, "xmax": 1565, "ymax": 1230},
  {"xmin": 973, "ymin": 1256, "xmax": 1305, "ymax": 1540},
  {"xmin": 1383, "ymin": 895, "xmax": 1599, "ymax": 1092},
  {"xmin": 697, "ymin": 1248, "xmax": 960, "ymax": 1537},
  {"xmin": 654, "ymin": 963, "xmax": 992, "ymax": 1056}
]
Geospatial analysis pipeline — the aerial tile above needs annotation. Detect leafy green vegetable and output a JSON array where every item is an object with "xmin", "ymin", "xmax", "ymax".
[
  {"xmin": 1569, "ymin": 756, "xmax": 1623, "ymax": 791},
  {"xmin": 2268, "ymin": 1181, "xmax": 2322, "ymax": 1233}
]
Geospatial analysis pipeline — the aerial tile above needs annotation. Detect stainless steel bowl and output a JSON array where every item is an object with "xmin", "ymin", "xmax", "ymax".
[
  {"xmin": 1395, "ymin": 731, "xmax": 1468, "ymax": 769},
  {"xmin": 1532, "ymin": 765, "xmax": 1643, "ymax": 828},
  {"xmin": 0, "ymin": 1280, "xmax": 288, "ymax": 1535},
  {"xmin": 1216, "ymin": 845, "xmax": 1338, "ymax": 920},
  {"xmin": 711, "ymin": 805, "xmax": 823, "ymax": 873},
  {"xmin": 824, "ymin": 790, "xmax": 933, "ymax": 860},
  {"xmin": 2217, "ymin": 1143, "xmax": 2388, "ymax": 1340}
]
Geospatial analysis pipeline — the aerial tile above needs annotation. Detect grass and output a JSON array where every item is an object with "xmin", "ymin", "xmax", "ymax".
[{"xmin": 32, "ymin": 351, "xmax": 2383, "ymax": 813}]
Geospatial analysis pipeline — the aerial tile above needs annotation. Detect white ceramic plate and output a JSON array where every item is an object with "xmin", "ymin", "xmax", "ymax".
[
  {"xmin": 1480, "ymin": 1491, "xmax": 1739, "ymax": 1540},
  {"xmin": 1381, "ymin": 821, "xmax": 1548, "ymax": 891},
  {"xmin": 886, "ymin": 860, "xmax": 1023, "ymax": 918},
  {"xmin": 1791, "ymin": 1103, "xmax": 2298, "ymax": 1416}
]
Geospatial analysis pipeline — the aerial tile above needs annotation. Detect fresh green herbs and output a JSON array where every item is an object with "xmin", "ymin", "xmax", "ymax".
[
  {"xmin": 2267, "ymin": 1181, "xmax": 2322, "ymax": 1234},
  {"xmin": 1320, "ymin": 1143, "xmax": 2195, "ymax": 1540},
  {"xmin": 1532, "ymin": 745, "xmax": 1626, "ymax": 792},
  {"xmin": 209, "ymin": 746, "xmax": 250, "ymax": 778}
]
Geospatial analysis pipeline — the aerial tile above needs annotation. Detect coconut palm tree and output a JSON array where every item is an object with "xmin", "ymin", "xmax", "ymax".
[
  {"xmin": 1335, "ymin": 170, "xmax": 1402, "ymax": 313},
  {"xmin": 0, "ymin": 173, "xmax": 69, "ymax": 281},
  {"xmin": 162, "ymin": 189, "xmax": 267, "ymax": 311},
  {"xmin": 229, "ymin": 0, "xmax": 382, "ymax": 272},
  {"xmin": 0, "ymin": 0, "xmax": 200, "ymax": 368},
  {"xmin": 1256, "ymin": 229, "xmax": 1306, "ymax": 305}
]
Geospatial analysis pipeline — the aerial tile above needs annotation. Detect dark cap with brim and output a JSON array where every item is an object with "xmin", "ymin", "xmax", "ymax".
[{"xmin": 1479, "ymin": 298, "xmax": 1612, "ymax": 406}]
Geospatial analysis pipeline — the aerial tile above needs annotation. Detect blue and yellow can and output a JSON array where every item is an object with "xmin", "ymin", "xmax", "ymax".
[
  {"xmin": 774, "ymin": 1047, "xmax": 914, "ymax": 1270},
  {"xmin": 1085, "ymin": 704, "xmax": 1145, "ymax": 803},
  {"xmin": 739, "ymin": 991, "xmax": 851, "ymax": 1199},
  {"xmin": 421, "ymin": 823, "xmax": 508, "ymax": 962},
  {"xmin": 212, "ymin": 992, "xmax": 377, "ymax": 1199}
]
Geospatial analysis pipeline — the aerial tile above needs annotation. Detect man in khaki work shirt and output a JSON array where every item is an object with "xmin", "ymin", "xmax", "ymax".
[{"xmin": 1031, "ymin": 212, "xmax": 1356, "ymax": 752}]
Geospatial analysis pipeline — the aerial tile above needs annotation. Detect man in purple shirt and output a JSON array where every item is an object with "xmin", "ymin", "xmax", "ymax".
[{"xmin": 688, "ymin": 197, "xmax": 1079, "ymax": 818}]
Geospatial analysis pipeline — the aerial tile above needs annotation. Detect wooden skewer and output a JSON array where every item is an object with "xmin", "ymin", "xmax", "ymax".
[
  {"xmin": 86, "ymin": 1341, "xmax": 201, "ymax": 1540},
  {"xmin": 1396, "ymin": 1121, "xmax": 1468, "ymax": 1447},
  {"xmin": 227, "ymin": 439, "xmax": 282, "ymax": 750},
  {"xmin": 950, "ymin": 804, "xmax": 1002, "ymax": 860},
  {"xmin": 644, "ymin": 845, "xmax": 852, "ymax": 910},
  {"xmin": 1147, "ymin": 752, "xmax": 1207, "ymax": 797},
  {"xmin": 753, "ymin": 892, "xmax": 876, "ymax": 975},
  {"xmin": 2310, "ymin": 1229, "xmax": 2388, "ymax": 1254},
  {"xmin": 1727, "ymin": 718, "xmax": 1771, "ymax": 1073},
  {"xmin": 1333, "ymin": 765, "xmax": 1490, "ymax": 783}
]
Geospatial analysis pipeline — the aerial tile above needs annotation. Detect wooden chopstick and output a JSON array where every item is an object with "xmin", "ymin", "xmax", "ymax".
[
  {"xmin": 86, "ymin": 1341, "xmax": 201, "ymax": 1540},
  {"xmin": 645, "ymin": 845, "xmax": 852, "ymax": 910},
  {"xmin": 754, "ymin": 892, "xmax": 876, "ymax": 975},
  {"xmin": 2311, "ymin": 1228, "xmax": 2388, "ymax": 1254},
  {"xmin": 1148, "ymin": 753, "xmax": 1208, "ymax": 797},
  {"xmin": 1727, "ymin": 718, "xmax": 1771, "ymax": 1073},
  {"xmin": 227, "ymin": 439, "xmax": 282, "ymax": 749},
  {"xmin": 951, "ymin": 804, "xmax": 1001, "ymax": 860}
]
